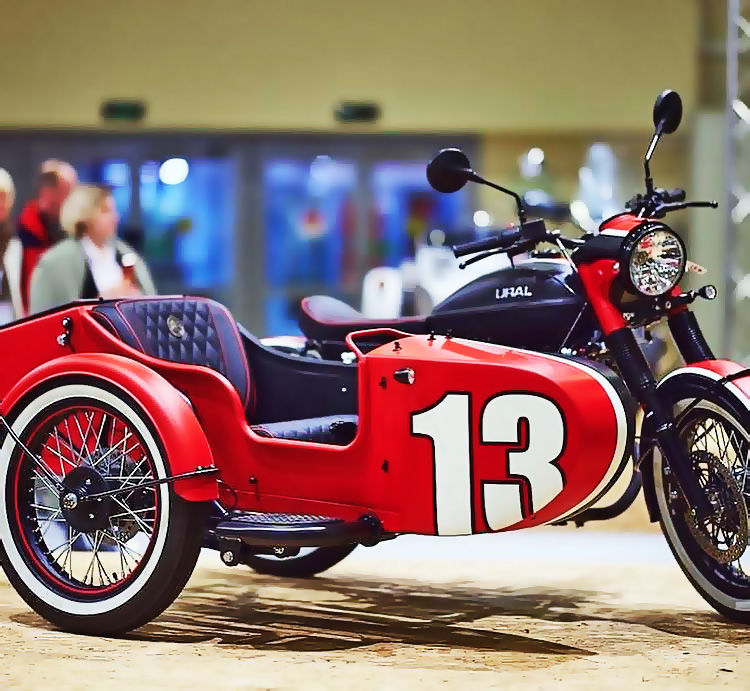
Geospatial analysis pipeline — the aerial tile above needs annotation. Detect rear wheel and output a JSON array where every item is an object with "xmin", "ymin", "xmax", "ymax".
[
  {"xmin": 648, "ymin": 380, "xmax": 750, "ymax": 622},
  {"xmin": 243, "ymin": 545, "xmax": 356, "ymax": 578},
  {"xmin": 0, "ymin": 381, "xmax": 209, "ymax": 636}
]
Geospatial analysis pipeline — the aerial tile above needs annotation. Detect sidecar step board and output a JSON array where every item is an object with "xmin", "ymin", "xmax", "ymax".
[{"xmin": 214, "ymin": 511, "xmax": 383, "ymax": 548}]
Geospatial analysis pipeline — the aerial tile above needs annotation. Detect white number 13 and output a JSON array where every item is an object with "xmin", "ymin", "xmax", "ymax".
[{"xmin": 411, "ymin": 392, "xmax": 566, "ymax": 535}]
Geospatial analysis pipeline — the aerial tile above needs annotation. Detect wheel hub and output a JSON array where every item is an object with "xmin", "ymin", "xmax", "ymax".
[
  {"xmin": 684, "ymin": 451, "xmax": 749, "ymax": 564},
  {"xmin": 59, "ymin": 466, "xmax": 112, "ymax": 533}
]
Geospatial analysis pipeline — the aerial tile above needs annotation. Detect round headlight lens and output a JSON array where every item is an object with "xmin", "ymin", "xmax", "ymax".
[{"xmin": 628, "ymin": 228, "xmax": 686, "ymax": 296}]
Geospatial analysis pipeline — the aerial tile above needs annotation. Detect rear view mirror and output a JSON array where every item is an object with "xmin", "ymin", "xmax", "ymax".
[
  {"xmin": 427, "ymin": 148, "xmax": 473, "ymax": 194},
  {"xmin": 652, "ymin": 90, "xmax": 683, "ymax": 135}
]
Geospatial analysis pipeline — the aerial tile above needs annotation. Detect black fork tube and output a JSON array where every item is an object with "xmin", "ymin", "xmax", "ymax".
[
  {"xmin": 668, "ymin": 310, "xmax": 715, "ymax": 364},
  {"xmin": 606, "ymin": 327, "xmax": 712, "ymax": 518}
]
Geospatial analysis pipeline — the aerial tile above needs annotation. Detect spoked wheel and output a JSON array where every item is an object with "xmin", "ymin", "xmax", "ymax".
[
  {"xmin": 0, "ymin": 382, "xmax": 209, "ymax": 636},
  {"xmin": 243, "ymin": 545, "xmax": 356, "ymax": 578},
  {"xmin": 650, "ymin": 381, "xmax": 750, "ymax": 622}
]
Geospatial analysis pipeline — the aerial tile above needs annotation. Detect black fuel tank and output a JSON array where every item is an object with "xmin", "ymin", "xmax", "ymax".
[{"xmin": 426, "ymin": 259, "xmax": 593, "ymax": 351}]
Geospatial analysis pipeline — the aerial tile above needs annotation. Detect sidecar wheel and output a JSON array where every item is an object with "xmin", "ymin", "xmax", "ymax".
[
  {"xmin": 0, "ymin": 381, "xmax": 210, "ymax": 636},
  {"xmin": 647, "ymin": 379, "xmax": 750, "ymax": 623},
  {"xmin": 243, "ymin": 545, "xmax": 356, "ymax": 578}
]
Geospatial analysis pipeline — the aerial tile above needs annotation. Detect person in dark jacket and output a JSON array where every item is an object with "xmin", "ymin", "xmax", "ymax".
[
  {"xmin": 29, "ymin": 185, "xmax": 155, "ymax": 314},
  {"xmin": 17, "ymin": 160, "xmax": 77, "ymax": 313}
]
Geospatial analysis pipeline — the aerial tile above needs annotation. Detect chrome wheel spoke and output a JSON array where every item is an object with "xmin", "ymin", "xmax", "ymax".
[
  {"xmin": 111, "ymin": 496, "xmax": 154, "ymax": 534},
  {"xmin": 91, "ymin": 432, "xmax": 132, "ymax": 469},
  {"xmin": 42, "ymin": 442, "xmax": 75, "ymax": 472},
  {"xmin": 82, "ymin": 531, "xmax": 103, "ymax": 585},
  {"xmin": 39, "ymin": 512, "xmax": 63, "ymax": 541},
  {"xmin": 72, "ymin": 414, "xmax": 87, "ymax": 465},
  {"xmin": 33, "ymin": 470, "xmax": 60, "ymax": 496},
  {"xmin": 109, "ymin": 506, "xmax": 155, "ymax": 520},
  {"xmin": 107, "ymin": 522, "xmax": 145, "ymax": 562}
]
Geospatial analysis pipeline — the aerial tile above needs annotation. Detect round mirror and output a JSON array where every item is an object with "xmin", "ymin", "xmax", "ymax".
[
  {"xmin": 427, "ymin": 148, "xmax": 472, "ymax": 193},
  {"xmin": 652, "ymin": 90, "xmax": 683, "ymax": 134}
]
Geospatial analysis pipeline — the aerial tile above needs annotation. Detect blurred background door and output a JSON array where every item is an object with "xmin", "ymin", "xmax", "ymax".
[{"xmin": 253, "ymin": 135, "xmax": 477, "ymax": 336}]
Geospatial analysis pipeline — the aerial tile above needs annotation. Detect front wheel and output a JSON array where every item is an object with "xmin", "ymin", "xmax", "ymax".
[
  {"xmin": 0, "ymin": 381, "xmax": 210, "ymax": 636},
  {"xmin": 645, "ymin": 376, "xmax": 750, "ymax": 622}
]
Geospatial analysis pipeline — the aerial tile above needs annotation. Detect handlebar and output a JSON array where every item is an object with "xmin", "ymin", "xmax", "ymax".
[
  {"xmin": 453, "ymin": 227, "xmax": 521, "ymax": 258},
  {"xmin": 625, "ymin": 186, "xmax": 716, "ymax": 217},
  {"xmin": 625, "ymin": 187, "xmax": 686, "ymax": 211},
  {"xmin": 453, "ymin": 217, "xmax": 550, "ymax": 258}
]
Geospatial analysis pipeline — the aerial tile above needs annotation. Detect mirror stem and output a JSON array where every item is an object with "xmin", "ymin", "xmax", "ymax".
[
  {"xmin": 644, "ymin": 157, "xmax": 654, "ymax": 197},
  {"xmin": 643, "ymin": 127, "xmax": 662, "ymax": 197},
  {"xmin": 471, "ymin": 173, "xmax": 528, "ymax": 225}
]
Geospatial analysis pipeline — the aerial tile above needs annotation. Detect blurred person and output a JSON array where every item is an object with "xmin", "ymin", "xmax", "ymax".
[
  {"xmin": 29, "ymin": 185, "xmax": 156, "ymax": 314},
  {"xmin": 0, "ymin": 168, "xmax": 18, "ymax": 323},
  {"xmin": 17, "ymin": 160, "xmax": 78, "ymax": 312}
]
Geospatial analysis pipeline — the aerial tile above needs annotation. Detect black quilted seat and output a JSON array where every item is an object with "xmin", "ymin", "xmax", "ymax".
[
  {"xmin": 93, "ymin": 298, "xmax": 252, "ymax": 411},
  {"xmin": 252, "ymin": 415, "xmax": 358, "ymax": 446},
  {"xmin": 299, "ymin": 295, "xmax": 429, "ymax": 343}
]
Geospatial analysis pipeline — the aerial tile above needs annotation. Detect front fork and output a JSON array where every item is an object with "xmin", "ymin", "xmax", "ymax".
[{"xmin": 606, "ymin": 314, "xmax": 713, "ymax": 519}]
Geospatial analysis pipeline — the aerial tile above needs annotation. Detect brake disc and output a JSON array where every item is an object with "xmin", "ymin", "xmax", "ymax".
[{"xmin": 684, "ymin": 451, "xmax": 749, "ymax": 564}]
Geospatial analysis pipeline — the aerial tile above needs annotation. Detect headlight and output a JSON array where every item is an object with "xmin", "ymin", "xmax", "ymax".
[{"xmin": 621, "ymin": 223, "xmax": 686, "ymax": 297}]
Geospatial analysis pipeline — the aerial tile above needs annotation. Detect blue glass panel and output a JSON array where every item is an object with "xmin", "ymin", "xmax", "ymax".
[
  {"xmin": 264, "ymin": 157, "xmax": 357, "ymax": 289},
  {"xmin": 139, "ymin": 159, "xmax": 234, "ymax": 295},
  {"xmin": 263, "ymin": 157, "xmax": 357, "ymax": 336}
]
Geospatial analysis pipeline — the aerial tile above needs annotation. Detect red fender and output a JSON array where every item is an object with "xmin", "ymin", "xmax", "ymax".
[{"xmin": 0, "ymin": 353, "xmax": 217, "ymax": 502}]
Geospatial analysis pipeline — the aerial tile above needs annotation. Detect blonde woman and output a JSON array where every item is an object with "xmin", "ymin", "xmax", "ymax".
[{"xmin": 29, "ymin": 184, "xmax": 156, "ymax": 314}]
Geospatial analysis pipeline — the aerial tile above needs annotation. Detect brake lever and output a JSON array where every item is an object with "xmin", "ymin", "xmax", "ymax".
[
  {"xmin": 458, "ymin": 248, "xmax": 505, "ymax": 269},
  {"xmin": 657, "ymin": 200, "xmax": 718, "ymax": 216}
]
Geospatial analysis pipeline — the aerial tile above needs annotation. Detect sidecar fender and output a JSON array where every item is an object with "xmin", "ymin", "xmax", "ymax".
[
  {"xmin": 640, "ymin": 360, "xmax": 750, "ymax": 522},
  {"xmin": 1, "ymin": 353, "xmax": 217, "ymax": 502}
]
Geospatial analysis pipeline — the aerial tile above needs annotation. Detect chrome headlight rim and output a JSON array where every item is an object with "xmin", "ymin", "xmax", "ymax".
[{"xmin": 620, "ymin": 222, "xmax": 686, "ymax": 297}]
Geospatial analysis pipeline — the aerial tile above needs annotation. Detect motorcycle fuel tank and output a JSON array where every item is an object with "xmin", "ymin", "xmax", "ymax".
[{"xmin": 427, "ymin": 258, "xmax": 593, "ymax": 352}]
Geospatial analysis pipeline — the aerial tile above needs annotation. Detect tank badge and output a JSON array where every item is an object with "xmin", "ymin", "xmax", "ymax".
[
  {"xmin": 167, "ymin": 314, "xmax": 186, "ymax": 339},
  {"xmin": 496, "ymin": 286, "xmax": 533, "ymax": 300}
]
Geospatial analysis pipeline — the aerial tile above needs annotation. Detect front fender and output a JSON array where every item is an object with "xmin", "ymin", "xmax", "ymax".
[
  {"xmin": 1, "ymin": 353, "xmax": 217, "ymax": 502},
  {"xmin": 641, "ymin": 360, "xmax": 750, "ymax": 521}
]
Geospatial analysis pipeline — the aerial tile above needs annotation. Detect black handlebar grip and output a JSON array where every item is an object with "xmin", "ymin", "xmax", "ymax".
[
  {"xmin": 665, "ymin": 188, "xmax": 686, "ymax": 202},
  {"xmin": 452, "ymin": 228, "xmax": 521, "ymax": 258}
]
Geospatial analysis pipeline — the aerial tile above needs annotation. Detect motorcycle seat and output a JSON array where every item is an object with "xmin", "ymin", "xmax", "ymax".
[
  {"xmin": 251, "ymin": 415, "xmax": 358, "ymax": 446},
  {"xmin": 299, "ymin": 295, "xmax": 429, "ymax": 342}
]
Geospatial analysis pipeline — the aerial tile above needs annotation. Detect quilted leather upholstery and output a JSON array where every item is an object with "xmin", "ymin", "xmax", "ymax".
[{"xmin": 95, "ymin": 298, "xmax": 251, "ymax": 410}]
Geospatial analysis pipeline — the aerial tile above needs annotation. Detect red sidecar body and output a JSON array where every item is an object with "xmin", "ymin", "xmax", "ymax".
[{"xmin": 0, "ymin": 297, "xmax": 634, "ymax": 537}]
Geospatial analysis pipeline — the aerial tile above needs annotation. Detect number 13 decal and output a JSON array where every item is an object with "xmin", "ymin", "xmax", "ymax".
[{"xmin": 411, "ymin": 392, "xmax": 566, "ymax": 535}]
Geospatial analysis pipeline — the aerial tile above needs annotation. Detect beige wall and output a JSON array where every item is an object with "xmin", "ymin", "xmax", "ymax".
[{"xmin": 0, "ymin": 0, "xmax": 698, "ymax": 131}]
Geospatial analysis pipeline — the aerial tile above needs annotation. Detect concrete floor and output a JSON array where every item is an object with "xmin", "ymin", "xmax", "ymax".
[{"xmin": 1, "ymin": 528, "xmax": 749, "ymax": 689}]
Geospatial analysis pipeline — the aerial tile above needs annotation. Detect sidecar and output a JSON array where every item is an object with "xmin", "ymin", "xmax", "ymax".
[{"xmin": 0, "ymin": 296, "xmax": 634, "ymax": 635}]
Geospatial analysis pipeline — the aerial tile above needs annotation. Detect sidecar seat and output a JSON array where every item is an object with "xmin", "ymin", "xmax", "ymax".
[
  {"xmin": 93, "ymin": 297, "xmax": 252, "ymax": 408},
  {"xmin": 299, "ymin": 295, "xmax": 429, "ymax": 343},
  {"xmin": 93, "ymin": 298, "xmax": 358, "ymax": 447},
  {"xmin": 251, "ymin": 415, "xmax": 358, "ymax": 446}
]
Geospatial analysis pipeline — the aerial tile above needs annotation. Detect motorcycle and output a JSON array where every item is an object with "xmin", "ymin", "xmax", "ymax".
[{"xmin": 1, "ymin": 90, "xmax": 749, "ymax": 637}]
